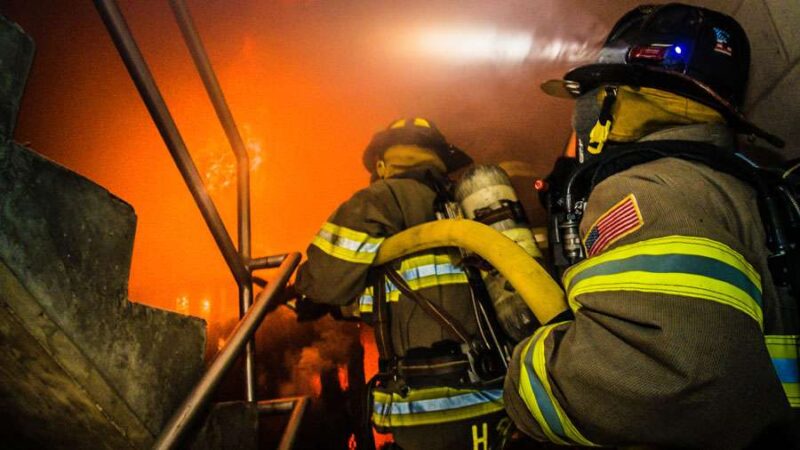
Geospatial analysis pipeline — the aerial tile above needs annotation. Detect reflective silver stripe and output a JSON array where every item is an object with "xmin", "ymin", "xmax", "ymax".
[
  {"xmin": 400, "ymin": 262, "xmax": 464, "ymax": 280},
  {"xmin": 387, "ymin": 263, "xmax": 466, "ymax": 293},
  {"xmin": 317, "ymin": 229, "xmax": 382, "ymax": 253},
  {"xmin": 373, "ymin": 389, "xmax": 503, "ymax": 416},
  {"xmin": 359, "ymin": 294, "xmax": 374, "ymax": 312}
]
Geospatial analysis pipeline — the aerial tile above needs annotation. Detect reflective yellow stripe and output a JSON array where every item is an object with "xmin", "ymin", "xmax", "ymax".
[
  {"xmin": 311, "ymin": 222, "xmax": 385, "ymax": 264},
  {"xmin": 518, "ymin": 322, "xmax": 597, "ymax": 446},
  {"xmin": 784, "ymin": 383, "xmax": 800, "ymax": 408},
  {"xmin": 564, "ymin": 236, "xmax": 760, "ymax": 289},
  {"xmin": 517, "ymin": 327, "xmax": 569, "ymax": 445},
  {"xmin": 386, "ymin": 253, "xmax": 468, "ymax": 302},
  {"xmin": 765, "ymin": 335, "xmax": 800, "ymax": 407},
  {"xmin": 372, "ymin": 386, "xmax": 504, "ymax": 428},
  {"xmin": 562, "ymin": 235, "xmax": 763, "ymax": 327},
  {"xmin": 766, "ymin": 335, "xmax": 799, "ymax": 359}
]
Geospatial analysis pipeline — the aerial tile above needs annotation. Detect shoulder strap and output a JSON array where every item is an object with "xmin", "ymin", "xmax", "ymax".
[
  {"xmin": 567, "ymin": 140, "xmax": 788, "ymax": 252},
  {"xmin": 382, "ymin": 267, "xmax": 475, "ymax": 351},
  {"xmin": 372, "ymin": 273, "xmax": 395, "ymax": 365}
]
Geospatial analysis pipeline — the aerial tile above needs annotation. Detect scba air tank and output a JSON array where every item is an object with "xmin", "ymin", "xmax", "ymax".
[{"xmin": 455, "ymin": 165, "xmax": 541, "ymax": 259}]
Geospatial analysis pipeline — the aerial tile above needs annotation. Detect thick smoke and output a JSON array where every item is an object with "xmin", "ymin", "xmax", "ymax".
[
  {"xmin": 227, "ymin": 306, "xmax": 363, "ymax": 399},
  {"xmin": 277, "ymin": 315, "xmax": 362, "ymax": 397}
]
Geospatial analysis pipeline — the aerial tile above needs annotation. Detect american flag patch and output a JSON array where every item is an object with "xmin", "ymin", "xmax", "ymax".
[
  {"xmin": 713, "ymin": 27, "xmax": 733, "ymax": 56},
  {"xmin": 583, "ymin": 194, "xmax": 643, "ymax": 256}
]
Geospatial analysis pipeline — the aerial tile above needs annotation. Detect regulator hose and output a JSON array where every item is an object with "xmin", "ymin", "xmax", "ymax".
[{"xmin": 374, "ymin": 219, "xmax": 568, "ymax": 324}]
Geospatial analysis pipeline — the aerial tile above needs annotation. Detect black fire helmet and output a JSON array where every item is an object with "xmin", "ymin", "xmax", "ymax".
[{"xmin": 541, "ymin": 3, "xmax": 784, "ymax": 148}]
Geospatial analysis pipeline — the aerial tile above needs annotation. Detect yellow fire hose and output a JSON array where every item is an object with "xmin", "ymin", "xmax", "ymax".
[{"xmin": 374, "ymin": 219, "xmax": 568, "ymax": 324}]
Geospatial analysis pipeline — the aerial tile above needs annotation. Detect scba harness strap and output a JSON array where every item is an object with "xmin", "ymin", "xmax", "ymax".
[
  {"xmin": 555, "ymin": 140, "xmax": 799, "ymax": 278},
  {"xmin": 366, "ymin": 266, "xmax": 507, "ymax": 434},
  {"xmin": 372, "ymin": 265, "xmax": 506, "ymax": 385}
]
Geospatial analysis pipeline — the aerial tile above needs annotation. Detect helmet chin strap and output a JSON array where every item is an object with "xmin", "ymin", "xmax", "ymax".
[{"xmin": 586, "ymin": 85, "xmax": 619, "ymax": 156}]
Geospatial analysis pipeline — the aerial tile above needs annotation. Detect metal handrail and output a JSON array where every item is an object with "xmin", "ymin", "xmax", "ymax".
[
  {"xmin": 152, "ymin": 252, "xmax": 301, "ymax": 450},
  {"xmin": 93, "ymin": 1, "xmax": 308, "ymax": 448},
  {"xmin": 93, "ymin": 0, "xmax": 249, "ymax": 286},
  {"xmin": 168, "ymin": 0, "xmax": 258, "ymax": 401}
]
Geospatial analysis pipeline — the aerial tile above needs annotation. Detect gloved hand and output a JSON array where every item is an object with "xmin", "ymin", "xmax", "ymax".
[
  {"xmin": 293, "ymin": 297, "xmax": 336, "ymax": 322},
  {"xmin": 483, "ymin": 271, "xmax": 539, "ymax": 342},
  {"xmin": 282, "ymin": 284, "xmax": 361, "ymax": 322}
]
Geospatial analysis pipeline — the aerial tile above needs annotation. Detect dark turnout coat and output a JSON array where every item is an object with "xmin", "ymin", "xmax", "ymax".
[
  {"xmin": 295, "ymin": 168, "xmax": 505, "ymax": 437},
  {"xmin": 504, "ymin": 157, "xmax": 797, "ymax": 448}
]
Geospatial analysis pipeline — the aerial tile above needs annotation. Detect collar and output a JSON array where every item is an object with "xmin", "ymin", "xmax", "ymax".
[{"xmin": 637, "ymin": 123, "xmax": 735, "ymax": 149}]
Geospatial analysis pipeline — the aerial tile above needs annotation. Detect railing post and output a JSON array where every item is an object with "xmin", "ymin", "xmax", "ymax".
[
  {"xmin": 151, "ymin": 253, "xmax": 301, "ymax": 450},
  {"xmin": 166, "ymin": 0, "xmax": 258, "ymax": 403}
]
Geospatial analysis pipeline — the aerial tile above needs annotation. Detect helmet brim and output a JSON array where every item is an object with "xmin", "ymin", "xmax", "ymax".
[{"xmin": 541, "ymin": 63, "xmax": 784, "ymax": 148}]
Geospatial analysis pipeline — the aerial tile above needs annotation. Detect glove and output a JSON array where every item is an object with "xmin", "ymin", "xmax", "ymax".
[
  {"xmin": 293, "ymin": 297, "xmax": 336, "ymax": 322},
  {"xmin": 483, "ymin": 271, "xmax": 539, "ymax": 342}
]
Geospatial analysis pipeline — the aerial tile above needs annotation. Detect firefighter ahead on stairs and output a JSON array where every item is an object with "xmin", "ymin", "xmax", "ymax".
[
  {"xmin": 504, "ymin": 3, "xmax": 800, "ymax": 448},
  {"xmin": 295, "ymin": 118, "xmax": 513, "ymax": 449}
]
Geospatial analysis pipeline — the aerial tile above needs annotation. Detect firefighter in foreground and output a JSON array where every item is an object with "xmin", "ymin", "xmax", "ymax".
[
  {"xmin": 295, "ymin": 118, "xmax": 511, "ymax": 449},
  {"xmin": 504, "ymin": 3, "xmax": 799, "ymax": 448}
]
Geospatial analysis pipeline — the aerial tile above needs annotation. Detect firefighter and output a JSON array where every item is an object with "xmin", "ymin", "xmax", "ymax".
[
  {"xmin": 504, "ymin": 3, "xmax": 799, "ymax": 448},
  {"xmin": 294, "ymin": 118, "xmax": 507, "ymax": 449}
]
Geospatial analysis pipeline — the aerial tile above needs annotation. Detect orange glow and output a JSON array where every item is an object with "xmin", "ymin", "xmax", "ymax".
[
  {"xmin": 200, "ymin": 298, "xmax": 211, "ymax": 317},
  {"xmin": 564, "ymin": 130, "xmax": 578, "ymax": 157},
  {"xmin": 348, "ymin": 434, "xmax": 357, "ymax": 450},
  {"xmin": 175, "ymin": 295, "xmax": 189, "ymax": 314},
  {"xmin": 13, "ymin": 3, "xmax": 380, "ymax": 331},
  {"xmin": 10, "ymin": 1, "xmax": 580, "ymax": 335},
  {"xmin": 360, "ymin": 326, "xmax": 394, "ymax": 447},
  {"xmin": 337, "ymin": 364, "xmax": 349, "ymax": 391},
  {"xmin": 5, "ymin": 2, "xmax": 598, "ymax": 447},
  {"xmin": 310, "ymin": 374, "xmax": 322, "ymax": 397},
  {"xmin": 360, "ymin": 326, "xmax": 379, "ymax": 381}
]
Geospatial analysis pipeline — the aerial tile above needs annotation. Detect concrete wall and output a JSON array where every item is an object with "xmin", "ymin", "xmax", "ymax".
[
  {"xmin": 682, "ymin": 0, "xmax": 799, "ymax": 158},
  {"xmin": 732, "ymin": 0, "xmax": 800, "ymax": 159},
  {"xmin": 582, "ymin": 0, "xmax": 800, "ymax": 159}
]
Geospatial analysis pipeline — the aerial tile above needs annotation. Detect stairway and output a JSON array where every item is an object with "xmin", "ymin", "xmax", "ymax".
[{"xmin": 0, "ymin": 15, "xmax": 207, "ymax": 449}]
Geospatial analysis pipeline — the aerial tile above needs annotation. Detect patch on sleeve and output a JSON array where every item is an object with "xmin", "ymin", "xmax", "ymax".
[{"xmin": 582, "ymin": 194, "xmax": 643, "ymax": 257}]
